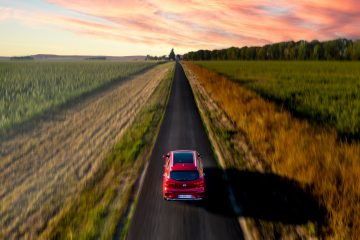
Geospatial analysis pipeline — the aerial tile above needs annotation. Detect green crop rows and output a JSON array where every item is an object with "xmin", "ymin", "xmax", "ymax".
[
  {"xmin": 195, "ymin": 61, "xmax": 360, "ymax": 138},
  {"xmin": 0, "ymin": 61, "xmax": 158, "ymax": 131}
]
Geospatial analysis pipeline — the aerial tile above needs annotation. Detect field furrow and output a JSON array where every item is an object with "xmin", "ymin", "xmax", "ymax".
[{"xmin": 0, "ymin": 63, "xmax": 170, "ymax": 239}]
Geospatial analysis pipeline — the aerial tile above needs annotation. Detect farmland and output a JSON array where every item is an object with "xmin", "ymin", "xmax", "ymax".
[
  {"xmin": 0, "ymin": 61, "xmax": 158, "ymax": 132},
  {"xmin": 0, "ymin": 62, "xmax": 173, "ymax": 239},
  {"xmin": 195, "ymin": 61, "xmax": 360, "ymax": 139},
  {"xmin": 41, "ymin": 63, "xmax": 174, "ymax": 240},
  {"xmin": 183, "ymin": 62, "xmax": 360, "ymax": 239}
]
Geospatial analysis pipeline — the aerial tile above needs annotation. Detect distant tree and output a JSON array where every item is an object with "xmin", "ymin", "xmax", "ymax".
[
  {"xmin": 342, "ymin": 39, "xmax": 353, "ymax": 60},
  {"xmin": 268, "ymin": 43, "xmax": 280, "ymax": 59},
  {"xmin": 353, "ymin": 40, "xmax": 360, "ymax": 60},
  {"xmin": 169, "ymin": 48, "xmax": 175, "ymax": 61},
  {"xmin": 10, "ymin": 56, "xmax": 34, "ymax": 61},
  {"xmin": 226, "ymin": 47, "xmax": 238, "ymax": 60},
  {"xmin": 323, "ymin": 39, "xmax": 342, "ymax": 60},
  {"xmin": 145, "ymin": 54, "xmax": 168, "ymax": 61},
  {"xmin": 238, "ymin": 47, "xmax": 245, "ymax": 59},
  {"xmin": 298, "ymin": 41, "xmax": 307, "ymax": 60},
  {"xmin": 256, "ymin": 47, "xmax": 266, "ymax": 60},
  {"xmin": 245, "ymin": 47, "xmax": 257, "ymax": 60},
  {"xmin": 278, "ymin": 42, "xmax": 287, "ymax": 60},
  {"xmin": 308, "ymin": 40, "xmax": 320, "ymax": 60}
]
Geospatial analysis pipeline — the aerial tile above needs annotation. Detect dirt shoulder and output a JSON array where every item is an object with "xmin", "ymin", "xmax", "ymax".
[{"xmin": 0, "ymin": 63, "xmax": 172, "ymax": 239}]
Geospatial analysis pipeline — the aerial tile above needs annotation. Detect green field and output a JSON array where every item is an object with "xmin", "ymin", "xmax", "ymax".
[
  {"xmin": 0, "ymin": 61, "xmax": 158, "ymax": 131},
  {"xmin": 195, "ymin": 61, "xmax": 360, "ymax": 138}
]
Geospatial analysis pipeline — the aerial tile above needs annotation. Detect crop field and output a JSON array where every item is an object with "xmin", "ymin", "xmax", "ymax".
[
  {"xmin": 195, "ymin": 61, "xmax": 360, "ymax": 139},
  {"xmin": 0, "ymin": 62, "xmax": 172, "ymax": 239},
  {"xmin": 0, "ymin": 61, "xmax": 158, "ymax": 132},
  {"xmin": 183, "ymin": 62, "xmax": 360, "ymax": 239}
]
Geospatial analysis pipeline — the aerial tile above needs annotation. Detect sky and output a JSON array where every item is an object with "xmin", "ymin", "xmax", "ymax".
[{"xmin": 0, "ymin": 0, "xmax": 359, "ymax": 56}]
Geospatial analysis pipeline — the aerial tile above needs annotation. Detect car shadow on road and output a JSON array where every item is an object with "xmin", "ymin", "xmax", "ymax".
[{"xmin": 182, "ymin": 167, "xmax": 326, "ymax": 226}]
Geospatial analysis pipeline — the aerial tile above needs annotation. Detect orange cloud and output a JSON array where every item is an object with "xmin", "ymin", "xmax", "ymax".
[{"xmin": 4, "ymin": 0, "xmax": 360, "ymax": 53}]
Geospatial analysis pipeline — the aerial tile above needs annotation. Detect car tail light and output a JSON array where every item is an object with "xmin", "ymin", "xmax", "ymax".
[
  {"xmin": 165, "ymin": 178, "xmax": 204, "ymax": 188},
  {"xmin": 165, "ymin": 180, "xmax": 177, "ymax": 188},
  {"xmin": 193, "ymin": 179, "xmax": 205, "ymax": 188}
]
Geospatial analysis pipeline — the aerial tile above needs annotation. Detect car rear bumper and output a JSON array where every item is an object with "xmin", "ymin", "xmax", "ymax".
[
  {"xmin": 165, "ymin": 197, "xmax": 203, "ymax": 201},
  {"xmin": 163, "ymin": 187, "xmax": 205, "ymax": 200}
]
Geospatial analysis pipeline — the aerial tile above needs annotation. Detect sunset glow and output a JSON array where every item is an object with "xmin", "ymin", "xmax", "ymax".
[{"xmin": 1, "ymin": 0, "xmax": 359, "ymax": 56}]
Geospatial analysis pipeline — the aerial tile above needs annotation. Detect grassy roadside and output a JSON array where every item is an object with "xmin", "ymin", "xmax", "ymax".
[
  {"xmin": 39, "ymin": 62, "xmax": 174, "ymax": 240},
  {"xmin": 182, "ymin": 62, "xmax": 360, "ymax": 239}
]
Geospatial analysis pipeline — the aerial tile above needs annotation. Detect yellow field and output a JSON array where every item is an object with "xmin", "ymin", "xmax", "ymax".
[{"xmin": 183, "ymin": 62, "xmax": 360, "ymax": 239}]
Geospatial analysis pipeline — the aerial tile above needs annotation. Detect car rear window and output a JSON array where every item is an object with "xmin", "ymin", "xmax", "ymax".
[
  {"xmin": 170, "ymin": 171, "xmax": 199, "ymax": 181},
  {"xmin": 173, "ymin": 152, "xmax": 194, "ymax": 164}
]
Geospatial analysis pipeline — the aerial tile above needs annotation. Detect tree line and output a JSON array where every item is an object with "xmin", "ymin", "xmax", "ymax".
[
  {"xmin": 146, "ymin": 48, "xmax": 179, "ymax": 61},
  {"xmin": 10, "ymin": 56, "xmax": 34, "ymax": 60},
  {"xmin": 182, "ymin": 39, "xmax": 360, "ymax": 61},
  {"xmin": 145, "ymin": 55, "xmax": 168, "ymax": 61}
]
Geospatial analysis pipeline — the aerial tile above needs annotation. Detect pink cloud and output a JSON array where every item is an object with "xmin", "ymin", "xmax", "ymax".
[
  {"xmin": 4, "ymin": 0, "xmax": 360, "ymax": 52},
  {"xmin": 0, "ymin": 7, "xmax": 24, "ymax": 22}
]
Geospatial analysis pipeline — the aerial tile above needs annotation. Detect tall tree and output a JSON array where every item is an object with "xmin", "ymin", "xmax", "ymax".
[
  {"xmin": 169, "ymin": 48, "xmax": 175, "ymax": 61},
  {"xmin": 353, "ymin": 40, "xmax": 360, "ymax": 60},
  {"xmin": 298, "ymin": 40, "xmax": 307, "ymax": 60}
]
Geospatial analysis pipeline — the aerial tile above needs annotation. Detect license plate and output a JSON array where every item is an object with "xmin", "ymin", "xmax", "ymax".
[{"xmin": 178, "ymin": 194, "xmax": 192, "ymax": 199}]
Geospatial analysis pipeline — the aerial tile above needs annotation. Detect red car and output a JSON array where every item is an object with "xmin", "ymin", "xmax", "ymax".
[{"xmin": 162, "ymin": 150, "xmax": 205, "ymax": 200}]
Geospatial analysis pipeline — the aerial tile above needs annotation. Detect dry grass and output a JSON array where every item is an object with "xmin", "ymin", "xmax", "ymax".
[
  {"xmin": 183, "ymin": 62, "xmax": 360, "ymax": 239},
  {"xmin": 196, "ymin": 61, "xmax": 360, "ymax": 139},
  {"xmin": 0, "ymin": 63, "xmax": 172, "ymax": 239}
]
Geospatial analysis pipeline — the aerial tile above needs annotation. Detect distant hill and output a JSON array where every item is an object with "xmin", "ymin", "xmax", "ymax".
[{"xmin": 0, "ymin": 54, "xmax": 146, "ymax": 61}]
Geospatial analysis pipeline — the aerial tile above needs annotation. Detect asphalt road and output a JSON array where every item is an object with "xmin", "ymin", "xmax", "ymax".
[{"xmin": 127, "ymin": 62, "xmax": 244, "ymax": 240}]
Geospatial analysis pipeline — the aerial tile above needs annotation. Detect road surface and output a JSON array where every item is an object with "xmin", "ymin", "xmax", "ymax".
[{"xmin": 127, "ymin": 62, "xmax": 244, "ymax": 240}]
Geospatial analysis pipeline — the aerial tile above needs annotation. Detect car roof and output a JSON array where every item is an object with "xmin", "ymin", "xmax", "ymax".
[
  {"xmin": 170, "ymin": 150, "xmax": 198, "ymax": 171},
  {"xmin": 171, "ymin": 149, "xmax": 196, "ymax": 153}
]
